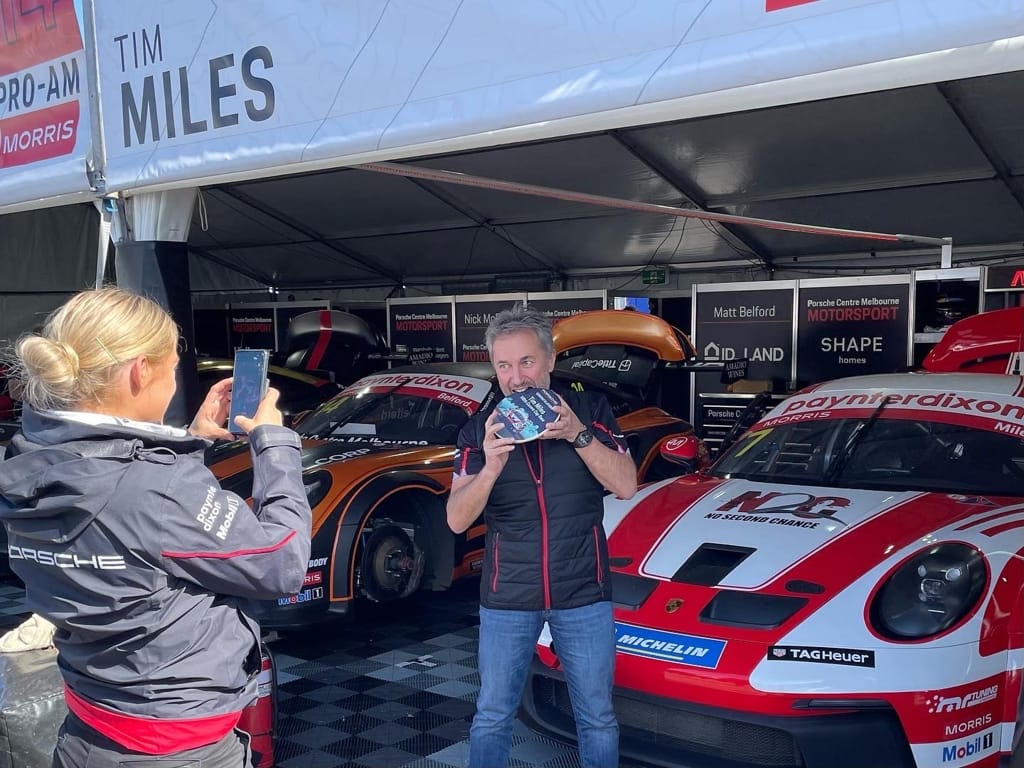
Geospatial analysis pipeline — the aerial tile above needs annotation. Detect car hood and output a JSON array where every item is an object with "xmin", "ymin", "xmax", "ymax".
[
  {"xmin": 586, "ymin": 474, "xmax": 1024, "ymax": 701},
  {"xmin": 608, "ymin": 476, "xmax": 932, "ymax": 590}
]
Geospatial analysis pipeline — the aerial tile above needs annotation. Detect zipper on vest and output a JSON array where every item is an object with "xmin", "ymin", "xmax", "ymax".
[
  {"xmin": 593, "ymin": 525, "xmax": 604, "ymax": 585},
  {"xmin": 491, "ymin": 532, "xmax": 500, "ymax": 593},
  {"xmin": 523, "ymin": 443, "xmax": 551, "ymax": 609}
]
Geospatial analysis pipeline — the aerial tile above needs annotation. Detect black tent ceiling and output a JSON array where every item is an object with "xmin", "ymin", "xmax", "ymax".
[{"xmin": 187, "ymin": 68, "xmax": 1024, "ymax": 293}]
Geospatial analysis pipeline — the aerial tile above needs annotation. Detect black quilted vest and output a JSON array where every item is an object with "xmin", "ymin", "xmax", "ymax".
[{"xmin": 472, "ymin": 389, "xmax": 612, "ymax": 611}]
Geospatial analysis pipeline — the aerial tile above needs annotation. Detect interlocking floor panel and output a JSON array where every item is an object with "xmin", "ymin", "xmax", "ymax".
[{"xmin": 0, "ymin": 576, "xmax": 646, "ymax": 768}]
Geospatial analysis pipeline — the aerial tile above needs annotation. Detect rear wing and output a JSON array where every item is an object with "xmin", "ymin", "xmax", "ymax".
[
  {"xmin": 553, "ymin": 310, "xmax": 694, "ymax": 361},
  {"xmin": 922, "ymin": 307, "xmax": 1024, "ymax": 374},
  {"xmin": 553, "ymin": 310, "xmax": 750, "ymax": 384},
  {"xmin": 280, "ymin": 309, "xmax": 398, "ymax": 383}
]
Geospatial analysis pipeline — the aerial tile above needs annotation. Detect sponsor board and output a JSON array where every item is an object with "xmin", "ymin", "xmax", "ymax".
[
  {"xmin": 455, "ymin": 297, "xmax": 524, "ymax": 363},
  {"xmin": 89, "ymin": 2, "xmax": 1024, "ymax": 198},
  {"xmin": 943, "ymin": 713, "xmax": 993, "ymax": 739},
  {"xmin": 762, "ymin": 390, "xmax": 1024, "ymax": 434},
  {"xmin": 913, "ymin": 727, "xmax": 1001, "ymax": 767},
  {"xmin": 703, "ymin": 341, "xmax": 784, "ymax": 363},
  {"xmin": 318, "ymin": 436, "xmax": 429, "ymax": 447},
  {"xmin": 941, "ymin": 729, "xmax": 996, "ymax": 764},
  {"xmin": 342, "ymin": 373, "xmax": 491, "ymax": 405},
  {"xmin": 0, "ymin": 0, "xmax": 85, "ymax": 174},
  {"xmin": 706, "ymin": 489, "xmax": 853, "ymax": 530},
  {"xmin": 0, "ymin": 101, "xmax": 79, "ymax": 166},
  {"xmin": 277, "ymin": 587, "xmax": 324, "ymax": 606},
  {"xmin": 768, "ymin": 645, "xmax": 875, "ymax": 667},
  {"xmin": 927, "ymin": 685, "xmax": 999, "ymax": 714},
  {"xmin": 693, "ymin": 286, "xmax": 793, "ymax": 412},
  {"xmin": 615, "ymin": 622, "xmax": 725, "ymax": 669},
  {"xmin": 796, "ymin": 282, "xmax": 909, "ymax": 383},
  {"xmin": 310, "ymin": 447, "xmax": 372, "ymax": 467},
  {"xmin": 393, "ymin": 314, "xmax": 449, "ymax": 332},
  {"xmin": 388, "ymin": 301, "xmax": 455, "ymax": 364},
  {"xmin": 228, "ymin": 312, "xmax": 274, "ymax": 350},
  {"xmin": 569, "ymin": 358, "xmax": 632, "ymax": 372}
]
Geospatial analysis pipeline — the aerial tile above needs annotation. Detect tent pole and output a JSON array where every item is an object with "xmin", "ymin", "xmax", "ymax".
[{"xmin": 359, "ymin": 161, "xmax": 948, "ymax": 247}]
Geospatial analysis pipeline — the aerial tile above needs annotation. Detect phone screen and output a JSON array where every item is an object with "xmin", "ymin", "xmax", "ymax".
[{"xmin": 228, "ymin": 349, "xmax": 269, "ymax": 434}]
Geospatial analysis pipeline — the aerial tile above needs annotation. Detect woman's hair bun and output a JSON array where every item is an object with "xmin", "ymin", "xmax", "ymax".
[{"xmin": 10, "ymin": 286, "xmax": 177, "ymax": 412}]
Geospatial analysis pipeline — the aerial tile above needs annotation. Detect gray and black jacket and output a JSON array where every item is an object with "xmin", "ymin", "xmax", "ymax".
[{"xmin": 0, "ymin": 407, "xmax": 311, "ymax": 752}]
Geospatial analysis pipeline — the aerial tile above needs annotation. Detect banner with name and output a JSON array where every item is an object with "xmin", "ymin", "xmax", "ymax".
[
  {"xmin": 387, "ymin": 298, "xmax": 455, "ymax": 364},
  {"xmin": 797, "ymin": 278, "xmax": 910, "ymax": 385},
  {"xmin": 692, "ymin": 283, "xmax": 795, "ymax": 439},
  {"xmin": 0, "ymin": 1, "xmax": 91, "ymax": 206},
  {"xmin": 88, "ymin": 1, "xmax": 1023, "ymax": 194},
  {"xmin": 694, "ymin": 284, "xmax": 795, "ymax": 390},
  {"xmin": 455, "ymin": 294, "xmax": 525, "ymax": 363}
]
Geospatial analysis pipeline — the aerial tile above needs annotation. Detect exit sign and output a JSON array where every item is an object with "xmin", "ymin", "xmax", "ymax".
[{"xmin": 642, "ymin": 268, "xmax": 667, "ymax": 285}]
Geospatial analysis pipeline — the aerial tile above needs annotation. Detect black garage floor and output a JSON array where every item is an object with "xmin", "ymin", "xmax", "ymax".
[{"xmin": 0, "ymin": 576, "xmax": 646, "ymax": 768}]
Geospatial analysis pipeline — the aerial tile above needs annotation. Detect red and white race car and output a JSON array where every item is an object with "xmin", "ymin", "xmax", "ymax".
[{"xmin": 523, "ymin": 308, "xmax": 1024, "ymax": 768}]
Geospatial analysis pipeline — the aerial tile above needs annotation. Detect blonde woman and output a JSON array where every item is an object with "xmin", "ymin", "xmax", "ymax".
[{"xmin": 0, "ymin": 287, "xmax": 312, "ymax": 768}]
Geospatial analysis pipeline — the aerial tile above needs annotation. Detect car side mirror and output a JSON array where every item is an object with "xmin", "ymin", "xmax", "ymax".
[{"xmin": 659, "ymin": 434, "xmax": 709, "ymax": 475}]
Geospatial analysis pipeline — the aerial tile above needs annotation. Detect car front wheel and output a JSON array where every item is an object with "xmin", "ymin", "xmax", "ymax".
[{"xmin": 359, "ymin": 523, "xmax": 425, "ymax": 602}]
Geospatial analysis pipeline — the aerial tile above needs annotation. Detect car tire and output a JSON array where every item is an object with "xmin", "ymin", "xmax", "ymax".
[{"xmin": 359, "ymin": 524, "xmax": 425, "ymax": 602}]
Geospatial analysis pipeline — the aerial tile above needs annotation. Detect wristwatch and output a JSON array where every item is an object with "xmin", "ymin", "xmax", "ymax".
[{"xmin": 571, "ymin": 428, "xmax": 594, "ymax": 449}]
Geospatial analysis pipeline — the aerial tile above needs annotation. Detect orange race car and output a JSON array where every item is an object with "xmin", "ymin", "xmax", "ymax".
[{"xmin": 207, "ymin": 310, "xmax": 713, "ymax": 627}]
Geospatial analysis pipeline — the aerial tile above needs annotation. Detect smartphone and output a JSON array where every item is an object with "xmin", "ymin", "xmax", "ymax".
[{"xmin": 228, "ymin": 349, "xmax": 270, "ymax": 434}]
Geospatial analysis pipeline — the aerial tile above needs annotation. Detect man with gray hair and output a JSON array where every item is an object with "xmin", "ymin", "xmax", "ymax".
[{"xmin": 447, "ymin": 303, "xmax": 637, "ymax": 768}]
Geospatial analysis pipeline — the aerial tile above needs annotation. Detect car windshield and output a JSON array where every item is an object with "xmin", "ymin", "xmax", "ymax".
[
  {"xmin": 296, "ymin": 371, "xmax": 493, "ymax": 446},
  {"xmin": 713, "ymin": 416, "xmax": 1024, "ymax": 496}
]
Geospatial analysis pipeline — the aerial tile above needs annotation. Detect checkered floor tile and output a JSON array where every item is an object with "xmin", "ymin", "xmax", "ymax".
[
  {"xmin": 269, "ymin": 579, "xmax": 617, "ymax": 768},
  {"xmin": 0, "ymin": 575, "xmax": 646, "ymax": 768}
]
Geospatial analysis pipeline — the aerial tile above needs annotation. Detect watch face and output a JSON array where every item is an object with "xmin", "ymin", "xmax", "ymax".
[{"xmin": 573, "ymin": 428, "xmax": 594, "ymax": 448}]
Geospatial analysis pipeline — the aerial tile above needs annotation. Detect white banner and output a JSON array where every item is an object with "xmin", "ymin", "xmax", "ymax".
[
  {"xmin": 0, "ymin": 0, "xmax": 92, "ymax": 208},
  {"xmin": 81, "ymin": 0, "xmax": 1024, "ymax": 193}
]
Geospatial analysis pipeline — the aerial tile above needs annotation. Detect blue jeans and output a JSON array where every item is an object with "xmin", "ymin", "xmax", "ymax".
[{"xmin": 470, "ymin": 601, "xmax": 618, "ymax": 768}]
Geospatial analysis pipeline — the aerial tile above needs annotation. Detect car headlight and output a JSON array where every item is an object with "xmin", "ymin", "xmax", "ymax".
[{"xmin": 870, "ymin": 543, "xmax": 986, "ymax": 640}]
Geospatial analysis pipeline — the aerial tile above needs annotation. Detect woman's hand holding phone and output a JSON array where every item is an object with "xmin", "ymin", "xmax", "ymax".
[{"xmin": 188, "ymin": 377, "xmax": 236, "ymax": 441}]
